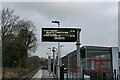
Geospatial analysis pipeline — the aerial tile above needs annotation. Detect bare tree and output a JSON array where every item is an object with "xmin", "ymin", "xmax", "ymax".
[
  {"xmin": 2, "ymin": 8, "xmax": 19, "ymax": 37},
  {"xmin": 2, "ymin": 8, "xmax": 38, "ymax": 68}
]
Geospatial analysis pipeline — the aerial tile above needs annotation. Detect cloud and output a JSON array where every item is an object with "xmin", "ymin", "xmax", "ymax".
[{"xmin": 2, "ymin": 2, "xmax": 118, "ymax": 58}]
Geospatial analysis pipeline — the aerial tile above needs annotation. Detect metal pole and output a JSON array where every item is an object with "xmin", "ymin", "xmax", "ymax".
[
  {"xmin": 52, "ymin": 47, "xmax": 55, "ymax": 74},
  {"xmin": 46, "ymin": 53, "xmax": 50, "ymax": 72},
  {"xmin": 60, "ymin": 45, "xmax": 64, "ymax": 67},
  {"xmin": 56, "ymin": 55, "xmax": 58, "ymax": 75},
  {"xmin": 48, "ymin": 56, "xmax": 49, "ymax": 71},
  {"xmin": 48, "ymin": 48, "xmax": 51, "ymax": 72},
  {"xmin": 76, "ymin": 29, "xmax": 82, "ymax": 79},
  {"xmin": 57, "ymin": 22, "xmax": 60, "ymax": 79},
  {"xmin": 51, "ymin": 20, "xmax": 60, "ymax": 79},
  {"xmin": 48, "ymin": 55, "xmax": 51, "ymax": 72},
  {"xmin": 53, "ymin": 47, "xmax": 58, "ymax": 76},
  {"xmin": 57, "ymin": 42, "xmax": 60, "ymax": 79}
]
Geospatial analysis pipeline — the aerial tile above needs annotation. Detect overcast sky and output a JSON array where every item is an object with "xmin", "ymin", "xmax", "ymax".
[{"xmin": 2, "ymin": 2, "xmax": 118, "ymax": 58}]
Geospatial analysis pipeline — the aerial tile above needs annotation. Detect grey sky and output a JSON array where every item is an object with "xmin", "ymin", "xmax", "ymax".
[{"xmin": 2, "ymin": 2, "xmax": 118, "ymax": 58}]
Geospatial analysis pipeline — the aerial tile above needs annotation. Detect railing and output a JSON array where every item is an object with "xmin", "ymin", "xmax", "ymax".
[
  {"xmin": 83, "ymin": 69, "xmax": 119, "ymax": 80},
  {"xmin": 21, "ymin": 67, "xmax": 40, "ymax": 80}
]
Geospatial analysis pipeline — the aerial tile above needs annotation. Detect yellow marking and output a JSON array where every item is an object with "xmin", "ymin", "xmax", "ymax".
[{"xmin": 40, "ymin": 70, "xmax": 43, "ymax": 80}]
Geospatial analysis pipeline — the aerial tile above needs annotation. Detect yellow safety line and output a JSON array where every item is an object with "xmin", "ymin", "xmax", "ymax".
[{"xmin": 40, "ymin": 70, "xmax": 43, "ymax": 80}]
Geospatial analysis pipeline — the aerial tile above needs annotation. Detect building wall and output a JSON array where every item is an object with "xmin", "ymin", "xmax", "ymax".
[{"xmin": 62, "ymin": 46, "xmax": 119, "ymax": 79}]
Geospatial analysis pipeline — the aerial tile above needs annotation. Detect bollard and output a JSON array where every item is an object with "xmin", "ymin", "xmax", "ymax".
[{"xmin": 114, "ymin": 69, "xmax": 116, "ymax": 80}]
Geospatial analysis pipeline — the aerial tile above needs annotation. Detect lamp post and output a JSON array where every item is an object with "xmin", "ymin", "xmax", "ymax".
[
  {"xmin": 51, "ymin": 21, "xmax": 60, "ymax": 26},
  {"xmin": 52, "ymin": 46, "xmax": 63, "ymax": 78},
  {"xmin": 46, "ymin": 53, "xmax": 49, "ymax": 71},
  {"xmin": 60, "ymin": 45, "xmax": 64, "ymax": 66},
  {"xmin": 52, "ymin": 47, "xmax": 57, "ymax": 75},
  {"xmin": 53, "ymin": 47, "xmax": 58, "ymax": 76},
  {"xmin": 48, "ymin": 48, "xmax": 51, "ymax": 72},
  {"xmin": 52, "ymin": 20, "xmax": 60, "ymax": 79},
  {"xmin": 76, "ymin": 29, "xmax": 83, "ymax": 78}
]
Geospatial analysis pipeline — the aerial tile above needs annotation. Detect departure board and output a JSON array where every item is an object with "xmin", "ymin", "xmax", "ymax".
[{"xmin": 42, "ymin": 28, "xmax": 77, "ymax": 42}]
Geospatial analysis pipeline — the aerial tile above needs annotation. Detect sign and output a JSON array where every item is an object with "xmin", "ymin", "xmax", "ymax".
[
  {"xmin": 42, "ymin": 28, "xmax": 77, "ymax": 42},
  {"xmin": 94, "ymin": 62, "xmax": 105, "ymax": 71}
]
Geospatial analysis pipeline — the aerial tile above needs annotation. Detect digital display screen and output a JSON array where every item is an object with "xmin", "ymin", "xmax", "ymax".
[{"xmin": 42, "ymin": 28, "xmax": 77, "ymax": 42}]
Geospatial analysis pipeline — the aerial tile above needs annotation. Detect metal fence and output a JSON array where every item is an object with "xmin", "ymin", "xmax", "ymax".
[{"xmin": 83, "ymin": 69, "xmax": 119, "ymax": 80}]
